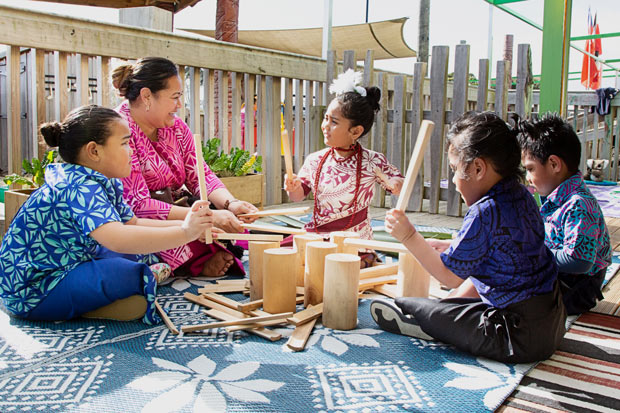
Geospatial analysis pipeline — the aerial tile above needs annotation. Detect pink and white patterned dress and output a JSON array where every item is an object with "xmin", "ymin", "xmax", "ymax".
[
  {"xmin": 117, "ymin": 102, "xmax": 228, "ymax": 271},
  {"xmin": 297, "ymin": 147, "xmax": 403, "ymax": 239}
]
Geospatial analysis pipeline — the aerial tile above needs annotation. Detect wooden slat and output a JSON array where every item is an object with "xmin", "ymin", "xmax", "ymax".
[
  {"xmin": 293, "ymin": 78, "xmax": 304, "ymax": 171},
  {"xmin": 155, "ymin": 300, "xmax": 179, "ymax": 335},
  {"xmin": 371, "ymin": 72, "xmax": 388, "ymax": 207},
  {"xmin": 7, "ymin": 45, "xmax": 21, "ymax": 174},
  {"xmin": 177, "ymin": 64, "xmax": 186, "ymax": 124},
  {"xmin": 303, "ymin": 79, "xmax": 313, "ymax": 156},
  {"xmin": 408, "ymin": 62, "xmax": 426, "ymax": 212},
  {"xmin": 98, "ymin": 56, "xmax": 111, "ymax": 107},
  {"xmin": 216, "ymin": 70, "xmax": 226, "ymax": 150},
  {"xmin": 390, "ymin": 75, "xmax": 407, "ymax": 171},
  {"xmin": 35, "ymin": 49, "xmax": 47, "ymax": 158},
  {"xmin": 181, "ymin": 312, "xmax": 292, "ymax": 333},
  {"xmin": 231, "ymin": 71, "xmax": 242, "ymax": 149},
  {"xmin": 494, "ymin": 60, "xmax": 511, "ymax": 120},
  {"xmin": 343, "ymin": 50, "xmax": 356, "ymax": 71},
  {"xmin": 214, "ymin": 233, "xmax": 284, "ymax": 242},
  {"xmin": 325, "ymin": 50, "xmax": 337, "ymax": 103},
  {"xmin": 0, "ymin": 5, "xmax": 326, "ymax": 81},
  {"xmin": 200, "ymin": 308, "xmax": 282, "ymax": 341},
  {"xmin": 476, "ymin": 59, "xmax": 489, "ymax": 112},
  {"xmin": 428, "ymin": 46, "xmax": 449, "ymax": 214},
  {"xmin": 580, "ymin": 106, "xmax": 588, "ymax": 173},
  {"xmin": 284, "ymin": 77, "xmax": 294, "ymax": 150},
  {"xmin": 56, "ymin": 51, "xmax": 69, "ymax": 121},
  {"xmin": 515, "ymin": 44, "xmax": 532, "ymax": 119},
  {"xmin": 78, "ymin": 53, "xmax": 90, "ymax": 106},
  {"xmin": 447, "ymin": 44, "xmax": 469, "ymax": 217},
  {"xmin": 362, "ymin": 50, "xmax": 374, "ymax": 87},
  {"xmin": 242, "ymin": 223, "xmax": 306, "ymax": 235},
  {"xmin": 287, "ymin": 303, "xmax": 323, "ymax": 326},
  {"xmin": 286, "ymin": 318, "xmax": 317, "ymax": 352},
  {"xmin": 613, "ymin": 107, "xmax": 620, "ymax": 181},
  {"xmin": 265, "ymin": 76, "xmax": 282, "ymax": 205},
  {"xmin": 238, "ymin": 206, "xmax": 309, "ymax": 218},
  {"xmin": 203, "ymin": 68, "xmax": 215, "ymax": 141},
  {"xmin": 189, "ymin": 66, "xmax": 201, "ymax": 134},
  {"xmin": 344, "ymin": 238, "xmax": 409, "ymax": 254},
  {"xmin": 309, "ymin": 105, "xmax": 325, "ymax": 154},
  {"xmin": 243, "ymin": 73, "xmax": 255, "ymax": 151}
]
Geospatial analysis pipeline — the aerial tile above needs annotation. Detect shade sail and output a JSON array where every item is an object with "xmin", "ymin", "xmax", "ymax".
[
  {"xmin": 30, "ymin": 0, "xmax": 201, "ymax": 13},
  {"xmin": 181, "ymin": 18, "xmax": 416, "ymax": 60}
]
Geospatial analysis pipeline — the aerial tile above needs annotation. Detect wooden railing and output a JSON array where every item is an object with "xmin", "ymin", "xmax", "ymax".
[{"xmin": 6, "ymin": 5, "xmax": 596, "ymax": 217}]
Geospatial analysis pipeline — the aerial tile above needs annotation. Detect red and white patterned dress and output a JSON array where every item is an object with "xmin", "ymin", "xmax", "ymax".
[
  {"xmin": 117, "ymin": 102, "xmax": 232, "ymax": 272},
  {"xmin": 297, "ymin": 146, "xmax": 403, "ymax": 239}
]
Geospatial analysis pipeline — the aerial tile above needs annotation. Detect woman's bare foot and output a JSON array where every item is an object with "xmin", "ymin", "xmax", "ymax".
[{"xmin": 201, "ymin": 250, "xmax": 235, "ymax": 277}]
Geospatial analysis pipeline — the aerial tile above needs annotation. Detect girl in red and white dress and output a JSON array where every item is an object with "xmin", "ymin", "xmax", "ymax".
[{"xmin": 285, "ymin": 70, "xmax": 404, "ymax": 265}]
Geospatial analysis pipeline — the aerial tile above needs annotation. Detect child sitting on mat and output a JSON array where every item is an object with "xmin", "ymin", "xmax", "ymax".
[
  {"xmin": 284, "ymin": 70, "xmax": 404, "ymax": 266},
  {"xmin": 518, "ymin": 114, "xmax": 611, "ymax": 315},
  {"xmin": 0, "ymin": 105, "xmax": 213, "ymax": 324},
  {"xmin": 370, "ymin": 111, "xmax": 566, "ymax": 363}
]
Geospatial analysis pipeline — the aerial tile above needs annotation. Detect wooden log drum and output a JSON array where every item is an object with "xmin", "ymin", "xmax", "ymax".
[
  {"xmin": 322, "ymin": 253, "xmax": 361, "ymax": 330},
  {"xmin": 262, "ymin": 247, "xmax": 298, "ymax": 313}
]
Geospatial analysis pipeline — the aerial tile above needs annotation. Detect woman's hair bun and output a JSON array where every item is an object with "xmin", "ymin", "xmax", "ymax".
[
  {"xmin": 365, "ymin": 86, "xmax": 381, "ymax": 111},
  {"xmin": 40, "ymin": 121, "xmax": 63, "ymax": 147},
  {"xmin": 111, "ymin": 63, "xmax": 134, "ymax": 97}
]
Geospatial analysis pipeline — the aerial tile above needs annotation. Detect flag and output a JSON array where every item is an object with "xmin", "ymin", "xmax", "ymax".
[{"xmin": 581, "ymin": 9, "xmax": 602, "ymax": 90}]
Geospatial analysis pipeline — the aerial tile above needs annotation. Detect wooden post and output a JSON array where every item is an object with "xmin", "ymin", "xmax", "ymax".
[
  {"xmin": 322, "ymin": 253, "xmax": 360, "ymax": 330},
  {"xmin": 7, "ymin": 46, "xmax": 21, "ymax": 174},
  {"xmin": 395, "ymin": 252, "xmax": 430, "ymax": 297},
  {"xmin": 293, "ymin": 233, "xmax": 323, "ymax": 287},
  {"xmin": 281, "ymin": 129, "xmax": 293, "ymax": 178},
  {"xmin": 248, "ymin": 241, "xmax": 280, "ymax": 301},
  {"xmin": 263, "ymin": 247, "xmax": 298, "ymax": 313},
  {"xmin": 193, "ymin": 133, "xmax": 212, "ymax": 243},
  {"xmin": 329, "ymin": 231, "xmax": 360, "ymax": 254},
  {"xmin": 304, "ymin": 241, "xmax": 337, "ymax": 306}
]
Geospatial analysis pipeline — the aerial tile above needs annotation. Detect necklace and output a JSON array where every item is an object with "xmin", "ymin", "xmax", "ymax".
[{"xmin": 312, "ymin": 142, "xmax": 363, "ymax": 231}]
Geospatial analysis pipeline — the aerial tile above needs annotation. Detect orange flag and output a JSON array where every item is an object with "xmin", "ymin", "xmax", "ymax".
[{"xmin": 581, "ymin": 10, "xmax": 602, "ymax": 90}]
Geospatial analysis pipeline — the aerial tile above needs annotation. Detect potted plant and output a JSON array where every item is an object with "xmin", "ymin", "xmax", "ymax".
[
  {"xmin": 202, "ymin": 139, "xmax": 265, "ymax": 207},
  {"xmin": 3, "ymin": 150, "xmax": 57, "ymax": 233}
]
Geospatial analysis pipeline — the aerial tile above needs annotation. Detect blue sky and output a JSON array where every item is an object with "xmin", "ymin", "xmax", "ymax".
[{"xmin": 1, "ymin": 0, "xmax": 618, "ymax": 89}]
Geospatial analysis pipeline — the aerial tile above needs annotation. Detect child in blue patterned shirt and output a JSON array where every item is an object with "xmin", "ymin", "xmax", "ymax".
[
  {"xmin": 0, "ymin": 105, "xmax": 213, "ymax": 324},
  {"xmin": 370, "ymin": 111, "xmax": 566, "ymax": 363},
  {"xmin": 519, "ymin": 114, "xmax": 612, "ymax": 315}
]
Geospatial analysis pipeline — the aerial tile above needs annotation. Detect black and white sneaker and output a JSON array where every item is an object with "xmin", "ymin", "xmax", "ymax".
[{"xmin": 370, "ymin": 299, "xmax": 434, "ymax": 340}]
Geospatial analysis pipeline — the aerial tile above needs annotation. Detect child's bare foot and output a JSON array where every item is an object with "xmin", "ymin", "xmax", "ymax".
[{"xmin": 201, "ymin": 250, "xmax": 234, "ymax": 277}]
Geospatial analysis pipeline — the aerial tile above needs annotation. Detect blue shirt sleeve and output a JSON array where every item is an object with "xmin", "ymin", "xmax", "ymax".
[{"xmin": 439, "ymin": 204, "xmax": 490, "ymax": 279}]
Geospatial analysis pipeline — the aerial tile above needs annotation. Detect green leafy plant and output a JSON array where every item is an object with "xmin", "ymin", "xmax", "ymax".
[
  {"xmin": 3, "ymin": 150, "xmax": 58, "ymax": 187},
  {"xmin": 202, "ymin": 138, "xmax": 262, "ymax": 177}
]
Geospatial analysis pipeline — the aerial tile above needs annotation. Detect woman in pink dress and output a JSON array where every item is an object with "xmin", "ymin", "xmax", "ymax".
[
  {"xmin": 285, "ymin": 70, "xmax": 404, "ymax": 265},
  {"xmin": 112, "ymin": 57, "xmax": 258, "ymax": 277}
]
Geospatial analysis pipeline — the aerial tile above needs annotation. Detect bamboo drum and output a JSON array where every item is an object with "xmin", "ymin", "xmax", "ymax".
[
  {"xmin": 304, "ymin": 241, "xmax": 337, "ymax": 307},
  {"xmin": 263, "ymin": 247, "xmax": 298, "ymax": 313},
  {"xmin": 248, "ymin": 241, "xmax": 280, "ymax": 301},
  {"xmin": 396, "ymin": 252, "xmax": 430, "ymax": 297},
  {"xmin": 322, "ymin": 253, "xmax": 361, "ymax": 330},
  {"xmin": 293, "ymin": 233, "xmax": 323, "ymax": 287}
]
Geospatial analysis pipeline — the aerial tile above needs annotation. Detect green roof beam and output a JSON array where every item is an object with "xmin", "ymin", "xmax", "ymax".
[{"xmin": 570, "ymin": 32, "xmax": 620, "ymax": 41}]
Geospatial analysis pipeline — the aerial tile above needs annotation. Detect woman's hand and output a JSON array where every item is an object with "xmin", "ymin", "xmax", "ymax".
[
  {"xmin": 212, "ymin": 209, "xmax": 244, "ymax": 233},
  {"xmin": 385, "ymin": 177, "xmax": 404, "ymax": 195},
  {"xmin": 182, "ymin": 200, "xmax": 213, "ymax": 241},
  {"xmin": 426, "ymin": 238, "xmax": 451, "ymax": 253},
  {"xmin": 284, "ymin": 173, "xmax": 302, "ymax": 193},
  {"xmin": 228, "ymin": 200, "xmax": 259, "ymax": 223},
  {"xmin": 384, "ymin": 209, "xmax": 416, "ymax": 243}
]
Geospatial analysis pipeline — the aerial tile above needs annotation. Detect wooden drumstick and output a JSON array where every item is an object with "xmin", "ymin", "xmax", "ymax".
[
  {"xmin": 193, "ymin": 134, "xmax": 212, "ymax": 243},
  {"xmin": 373, "ymin": 167, "xmax": 394, "ymax": 192},
  {"xmin": 394, "ymin": 120, "xmax": 434, "ymax": 211},
  {"xmin": 281, "ymin": 128, "xmax": 294, "ymax": 179}
]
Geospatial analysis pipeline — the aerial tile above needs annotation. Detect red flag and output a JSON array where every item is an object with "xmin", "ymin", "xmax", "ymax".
[{"xmin": 581, "ymin": 10, "xmax": 602, "ymax": 90}]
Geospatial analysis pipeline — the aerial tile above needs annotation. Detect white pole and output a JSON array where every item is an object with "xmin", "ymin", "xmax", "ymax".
[
  {"xmin": 322, "ymin": 0, "xmax": 333, "ymax": 60},
  {"xmin": 487, "ymin": 4, "xmax": 493, "ymax": 74}
]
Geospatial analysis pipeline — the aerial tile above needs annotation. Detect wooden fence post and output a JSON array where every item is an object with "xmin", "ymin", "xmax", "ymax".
[
  {"xmin": 476, "ymin": 59, "xmax": 489, "ymax": 112},
  {"xmin": 515, "ymin": 44, "xmax": 533, "ymax": 120},
  {"xmin": 343, "ymin": 50, "xmax": 356, "ymax": 71},
  {"xmin": 494, "ymin": 60, "xmax": 511, "ymax": 120}
]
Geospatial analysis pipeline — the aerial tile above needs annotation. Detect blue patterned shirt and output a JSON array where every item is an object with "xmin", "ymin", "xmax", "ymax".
[
  {"xmin": 440, "ymin": 178, "xmax": 557, "ymax": 308},
  {"xmin": 541, "ymin": 173, "xmax": 611, "ymax": 276},
  {"xmin": 0, "ymin": 164, "xmax": 135, "ymax": 316}
]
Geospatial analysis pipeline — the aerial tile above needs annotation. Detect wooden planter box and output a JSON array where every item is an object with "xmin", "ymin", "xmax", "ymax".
[
  {"xmin": 219, "ymin": 173, "xmax": 264, "ymax": 208},
  {"xmin": 4, "ymin": 188, "xmax": 36, "ymax": 235}
]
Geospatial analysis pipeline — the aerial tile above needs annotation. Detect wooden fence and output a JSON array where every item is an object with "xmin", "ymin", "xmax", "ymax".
[{"xmin": 1, "ymin": 5, "xmax": 618, "ymax": 217}]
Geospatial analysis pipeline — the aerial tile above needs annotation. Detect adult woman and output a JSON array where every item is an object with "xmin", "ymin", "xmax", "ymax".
[{"xmin": 112, "ymin": 57, "xmax": 258, "ymax": 277}]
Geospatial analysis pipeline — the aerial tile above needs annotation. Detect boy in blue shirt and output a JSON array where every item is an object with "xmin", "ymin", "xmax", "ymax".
[{"xmin": 519, "ymin": 114, "xmax": 612, "ymax": 315}]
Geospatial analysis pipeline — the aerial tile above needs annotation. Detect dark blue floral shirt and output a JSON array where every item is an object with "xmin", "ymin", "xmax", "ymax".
[
  {"xmin": 440, "ymin": 178, "xmax": 557, "ymax": 308},
  {"xmin": 0, "ymin": 163, "xmax": 158, "ymax": 324},
  {"xmin": 541, "ymin": 172, "xmax": 611, "ymax": 276}
]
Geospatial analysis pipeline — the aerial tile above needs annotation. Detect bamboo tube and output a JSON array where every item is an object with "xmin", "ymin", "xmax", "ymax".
[
  {"xmin": 329, "ymin": 231, "xmax": 360, "ymax": 254},
  {"xmin": 263, "ymin": 247, "xmax": 298, "ymax": 313},
  {"xmin": 248, "ymin": 241, "xmax": 280, "ymax": 301},
  {"xmin": 395, "ymin": 252, "xmax": 430, "ymax": 297},
  {"xmin": 193, "ymin": 133, "xmax": 212, "ymax": 243},
  {"xmin": 293, "ymin": 233, "xmax": 323, "ymax": 287},
  {"xmin": 304, "ymin": 241, "xmax": 337, "ymax": 307},
  {"xmin": 322, "ymin": 253, "xmax": 361, "ymax": 330}
]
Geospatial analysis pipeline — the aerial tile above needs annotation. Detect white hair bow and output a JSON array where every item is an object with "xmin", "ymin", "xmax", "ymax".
[{"xmin": 329, "ymin": 69, "xmax": 367, "ymax": 97}]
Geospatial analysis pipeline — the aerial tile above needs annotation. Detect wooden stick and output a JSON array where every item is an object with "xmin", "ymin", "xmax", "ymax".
[
  {"xmin": 359, "ymin": 263, "xmax": 399, "ymax": 280},
  {"xmin": 197, "ymin": 284, "xmax": 248, "ymax": 294},
  {"xmin": 181, "ymin": 312, "xmax": 293, "ymax": 333},
  {"xmin": 372, "ymin": 283, "xmax": 398, "ymax": 298},
  {"xmin": 214, "ymin": 233, "xmax": 284, "ymax": 242},
  {"xmin": 373, "ymin": 167, "xmax": 394, "ymax": 192},
  {"xmin": 216, "ymin": 279, "xmax": 249, "ymax": 287},
  {"xmin": 344, "ymin": 238, "xmax": 409, "ymax": 254},
  {"xmin": 201, "ymin": 309, "xmax": 282, "ymax": 341},
  {"xmin": 281, "ymin": 128, "xmax": 294, "ymax": 178},
  {"xmin": 359, "ymin": 275, "xmax": 398, "ymax": 291},
  {"xmin": 286, "ymin": 318, "xmax": 317, "ymax": 352},
  {"xmin": 242, "ymin": 223, "xmax": 307, "ymax": 235},
  {"xmin": 193, "ymin": 133, "xmax": 212, "ymax": 243},
  {"xmin": 395, "ymin": 120, "xmax": 434, "ymax": 211},
  {"xmin": 225, "ymin": 319, "xmax": 289, "ymax": 332},
  {"xmin": 155, "ymin": 299, "xmax": 179, "ymax": 335},
  {"xmin": 237, "ymin": 206, "xmax": 310, "ymax": 218},
  {"xmin": 287, "ymin": 302, "xmax": 323, "ymax": 326}
]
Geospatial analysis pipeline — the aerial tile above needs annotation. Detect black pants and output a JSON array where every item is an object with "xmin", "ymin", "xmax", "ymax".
[
  {"xmin": 395, "ymin": 282, "xmax": 567, "ymax": 363},
  {"xmin": 559, "ymin": 267, "xmax": 606, "ymax": 316}
]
